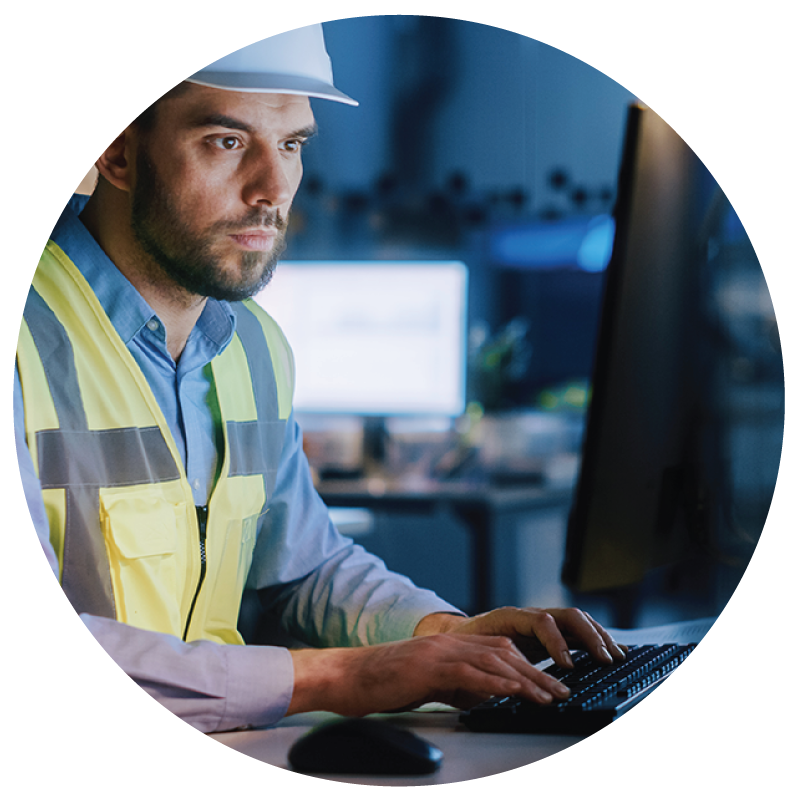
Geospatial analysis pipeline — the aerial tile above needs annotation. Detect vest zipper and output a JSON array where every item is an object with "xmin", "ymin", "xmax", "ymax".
[{"xmin": 182, "ymin": 505, "xmax": 209, "ymax": 641}]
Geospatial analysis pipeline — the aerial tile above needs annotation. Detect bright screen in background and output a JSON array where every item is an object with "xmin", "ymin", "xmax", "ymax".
[{"xmin": 252, "ymin": 261, "xmax": 469, "ymax": 416}]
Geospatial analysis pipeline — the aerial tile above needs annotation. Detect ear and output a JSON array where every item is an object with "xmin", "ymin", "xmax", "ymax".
[{"xmin": 95, "ymin": 128, "xmax": 135, "ymax": 192}]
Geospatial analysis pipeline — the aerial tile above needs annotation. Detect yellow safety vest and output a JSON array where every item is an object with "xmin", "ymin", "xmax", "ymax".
[{"xmin": 17, "ymin": 241, "xmax": 294, "ymax": 645}]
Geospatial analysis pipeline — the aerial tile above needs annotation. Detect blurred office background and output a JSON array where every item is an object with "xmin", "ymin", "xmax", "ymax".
[{"xmin": 79, "ymin": 16, "xmax": 783, "ymax": 630}]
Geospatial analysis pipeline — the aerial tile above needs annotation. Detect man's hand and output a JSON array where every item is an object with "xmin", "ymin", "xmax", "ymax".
[
  {"xmin": 414, "ymin": 607, "xmax": 627, "ymax": 669},
  {"xmin": 287, "ymin": 633, "xmax": 572, "ymax": 717}
]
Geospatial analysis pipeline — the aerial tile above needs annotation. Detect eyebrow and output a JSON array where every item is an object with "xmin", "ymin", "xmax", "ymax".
[{"xmin": 191, "ymin": 112, "xmax": 318, "ymax": 141}]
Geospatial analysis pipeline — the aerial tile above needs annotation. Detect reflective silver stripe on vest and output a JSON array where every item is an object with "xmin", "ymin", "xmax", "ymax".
[
  {"xmin": 24, "ymin": 288, "xmax": 88, "ymax": 431},
  {"xmin": 228, "ymin": 303, "xmax": 286, "ymax": 506},
  {"xmin": 23, "ymin": 289, "xmax": 180, "ymax": 619}
]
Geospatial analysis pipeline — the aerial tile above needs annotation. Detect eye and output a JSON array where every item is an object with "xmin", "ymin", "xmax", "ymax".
[
  {"xmin": 283, "ymin": 138, "xmax": 307, "ymax": 154},
  {"xmin": 211, "ymin": 135, "xmax": 243, "ymax": 151}
]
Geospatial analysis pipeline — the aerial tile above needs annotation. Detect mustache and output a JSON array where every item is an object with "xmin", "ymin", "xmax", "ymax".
[{"xmin": 214, "ymin": 209, "xmax": 288, "ymax": 233}]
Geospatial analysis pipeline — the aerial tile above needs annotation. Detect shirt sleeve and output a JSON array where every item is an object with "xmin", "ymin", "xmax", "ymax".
[
  {"xmin": 80, "ymin": 614, "xmax": 294, "ymax": 733},
  {"xmin": 15, "ymin": 368, "xmax": 294, "ymax": 734},
  {"xmin": 248, "ymin": 414, "xmax": 464, "ymax": 647}
]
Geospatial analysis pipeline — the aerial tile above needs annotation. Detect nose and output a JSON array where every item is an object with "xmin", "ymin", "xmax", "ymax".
[{"xmin": 241, "ymin": 146, "xmax": 297, "ymax": 209}]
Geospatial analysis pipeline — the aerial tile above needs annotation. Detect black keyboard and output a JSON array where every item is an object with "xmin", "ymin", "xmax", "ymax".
[{"xmin": 459, "ymin": 643, "xmax": 696, "ymax": 735}]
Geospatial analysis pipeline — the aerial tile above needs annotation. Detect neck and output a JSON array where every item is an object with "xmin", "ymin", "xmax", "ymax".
[
  {"xmin": 80, "ymin": 185, "xmax": 206, "ymax": 362},
  {"xmin": 144, "ymin": 292, "xmax": 206, "ymax": 363}
]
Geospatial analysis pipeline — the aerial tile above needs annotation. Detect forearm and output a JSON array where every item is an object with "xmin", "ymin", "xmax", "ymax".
[
  {"xmin": 285, "ymin": 615, "xmax": 471, "ymax": 716},
  {"xmin": 287, "ymin": 646, "xmax": 349, "ymax": 715},
  {"xmin": 286, "ymin": 632, "xmax": 572, "ymax": 717}
]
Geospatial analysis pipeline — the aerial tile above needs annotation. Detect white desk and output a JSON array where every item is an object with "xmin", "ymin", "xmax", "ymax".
[{"xmin": 211, "ymin": 709, "xmax": 583, "ymax": 785}]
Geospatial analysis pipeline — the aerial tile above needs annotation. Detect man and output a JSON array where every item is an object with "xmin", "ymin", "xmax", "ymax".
[{"xmin": 15, "ymin": 24, "xmax": 624, "ymax": 733}]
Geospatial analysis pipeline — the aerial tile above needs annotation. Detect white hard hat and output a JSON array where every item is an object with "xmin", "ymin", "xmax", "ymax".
[{"xmin": 187, "ymin": 23, "xmax": 358, "ymax": 106}]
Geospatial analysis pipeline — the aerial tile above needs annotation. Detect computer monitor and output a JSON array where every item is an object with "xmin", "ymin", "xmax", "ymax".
[
  {"xmin": 252, "ymin": 260, "xmax": 469, "ymax": 418},
  {"xmin": 561, "ymin": 104, "xmax": 782, "ymax": 619}
]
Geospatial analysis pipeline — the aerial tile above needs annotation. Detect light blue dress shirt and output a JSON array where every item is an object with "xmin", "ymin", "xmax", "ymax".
[{"xmin": 15, "ymin": 195, "xmax": 461, "ymax": 732}]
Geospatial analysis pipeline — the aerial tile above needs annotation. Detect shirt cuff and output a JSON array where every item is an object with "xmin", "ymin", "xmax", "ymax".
[
  {"xmin": 218, "ymin": 643, "xmax": 294, "ymax": 731},
  {"xmin": 81, "ymin": 614, "xmax": 296, "ymax": 734}
]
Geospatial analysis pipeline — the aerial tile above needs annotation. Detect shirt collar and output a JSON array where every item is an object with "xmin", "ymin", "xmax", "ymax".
[{"xmin": 50, "ymin": 194, "xmax": 236, "ymax": 355}]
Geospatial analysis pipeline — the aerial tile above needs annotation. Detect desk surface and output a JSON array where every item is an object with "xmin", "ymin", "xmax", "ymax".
[
  {"xmin": 318, "ymin": 475, "xmax": 573, "ymax": 508},
  {"xmin": 211, "ymin": 709, "xmax": 583, "ymax": 786}
]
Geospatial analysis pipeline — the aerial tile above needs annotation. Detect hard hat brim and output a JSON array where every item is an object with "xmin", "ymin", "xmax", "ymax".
[{"xmin": 187, "ymin": 71, "xmax": 358, "ymax": 106}]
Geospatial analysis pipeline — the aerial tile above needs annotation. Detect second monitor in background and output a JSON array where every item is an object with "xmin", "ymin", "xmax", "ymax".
[{"xmin": 252, "ymin": 260, "xmax": 469, "ymax": 469}]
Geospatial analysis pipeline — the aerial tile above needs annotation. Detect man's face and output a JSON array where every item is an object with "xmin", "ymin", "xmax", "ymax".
[{"xmin": 129, "ymin": 84, "xmax": 317, "ymax": 301}]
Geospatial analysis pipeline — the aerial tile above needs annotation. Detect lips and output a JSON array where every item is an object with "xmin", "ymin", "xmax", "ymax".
[{"xmin": 228, "ymin": 230, "xmax": 277, "ymax": 251}]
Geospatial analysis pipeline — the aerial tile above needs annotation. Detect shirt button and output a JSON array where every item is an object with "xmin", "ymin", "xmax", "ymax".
[
  {"xmin": 192, "ymin": 479, "xmax": 201, "ymax": 492},
  {"xmin": 146, "ymin": 319, "xmax": 159, "ymax": 332}
]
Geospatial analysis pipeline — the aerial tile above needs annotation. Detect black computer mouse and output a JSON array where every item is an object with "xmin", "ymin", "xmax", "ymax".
[{"xmin": 287, "ymin": 716, "xmax": 443, "ymax": 776}]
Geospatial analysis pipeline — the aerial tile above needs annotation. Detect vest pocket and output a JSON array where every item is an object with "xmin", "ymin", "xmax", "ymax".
[
  {"xmin": 99, "ymin": 485, "xmax": 189, "ymax": 637},
  {"xmin": 202, "ymin": 510, "xmax": 263, "ymax": 644}
]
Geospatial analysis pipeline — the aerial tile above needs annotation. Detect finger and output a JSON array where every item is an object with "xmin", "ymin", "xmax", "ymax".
[
  {"xmin": 504, "ymin": 656, "xmax": 570, "ymax": 703},
  {"xmin": 562, "ymin": 612, "xmax": 627, "ymax": 661},
  {"xmin": 453, "ymin": 645, "xmax": 569, "ymax": 704},
  {"xmin": 501, "ymin": 608, "xmax": 576, "ymax": 669},
  {"xmin": 548, "ymin": 608, "xmax": 620, "ymax": 663},
  {"xmin": 438, "ymin": 662, "xmax": 541, "ymax": 706},
  {"xmin": 581, "ymin": 613, "xmax": 627, "ymax": 660}
]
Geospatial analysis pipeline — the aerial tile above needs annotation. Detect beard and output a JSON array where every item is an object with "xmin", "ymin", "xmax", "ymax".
[{"xmin": 130, "ymin": 147, "xmax": 288, "ymax": 302}]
